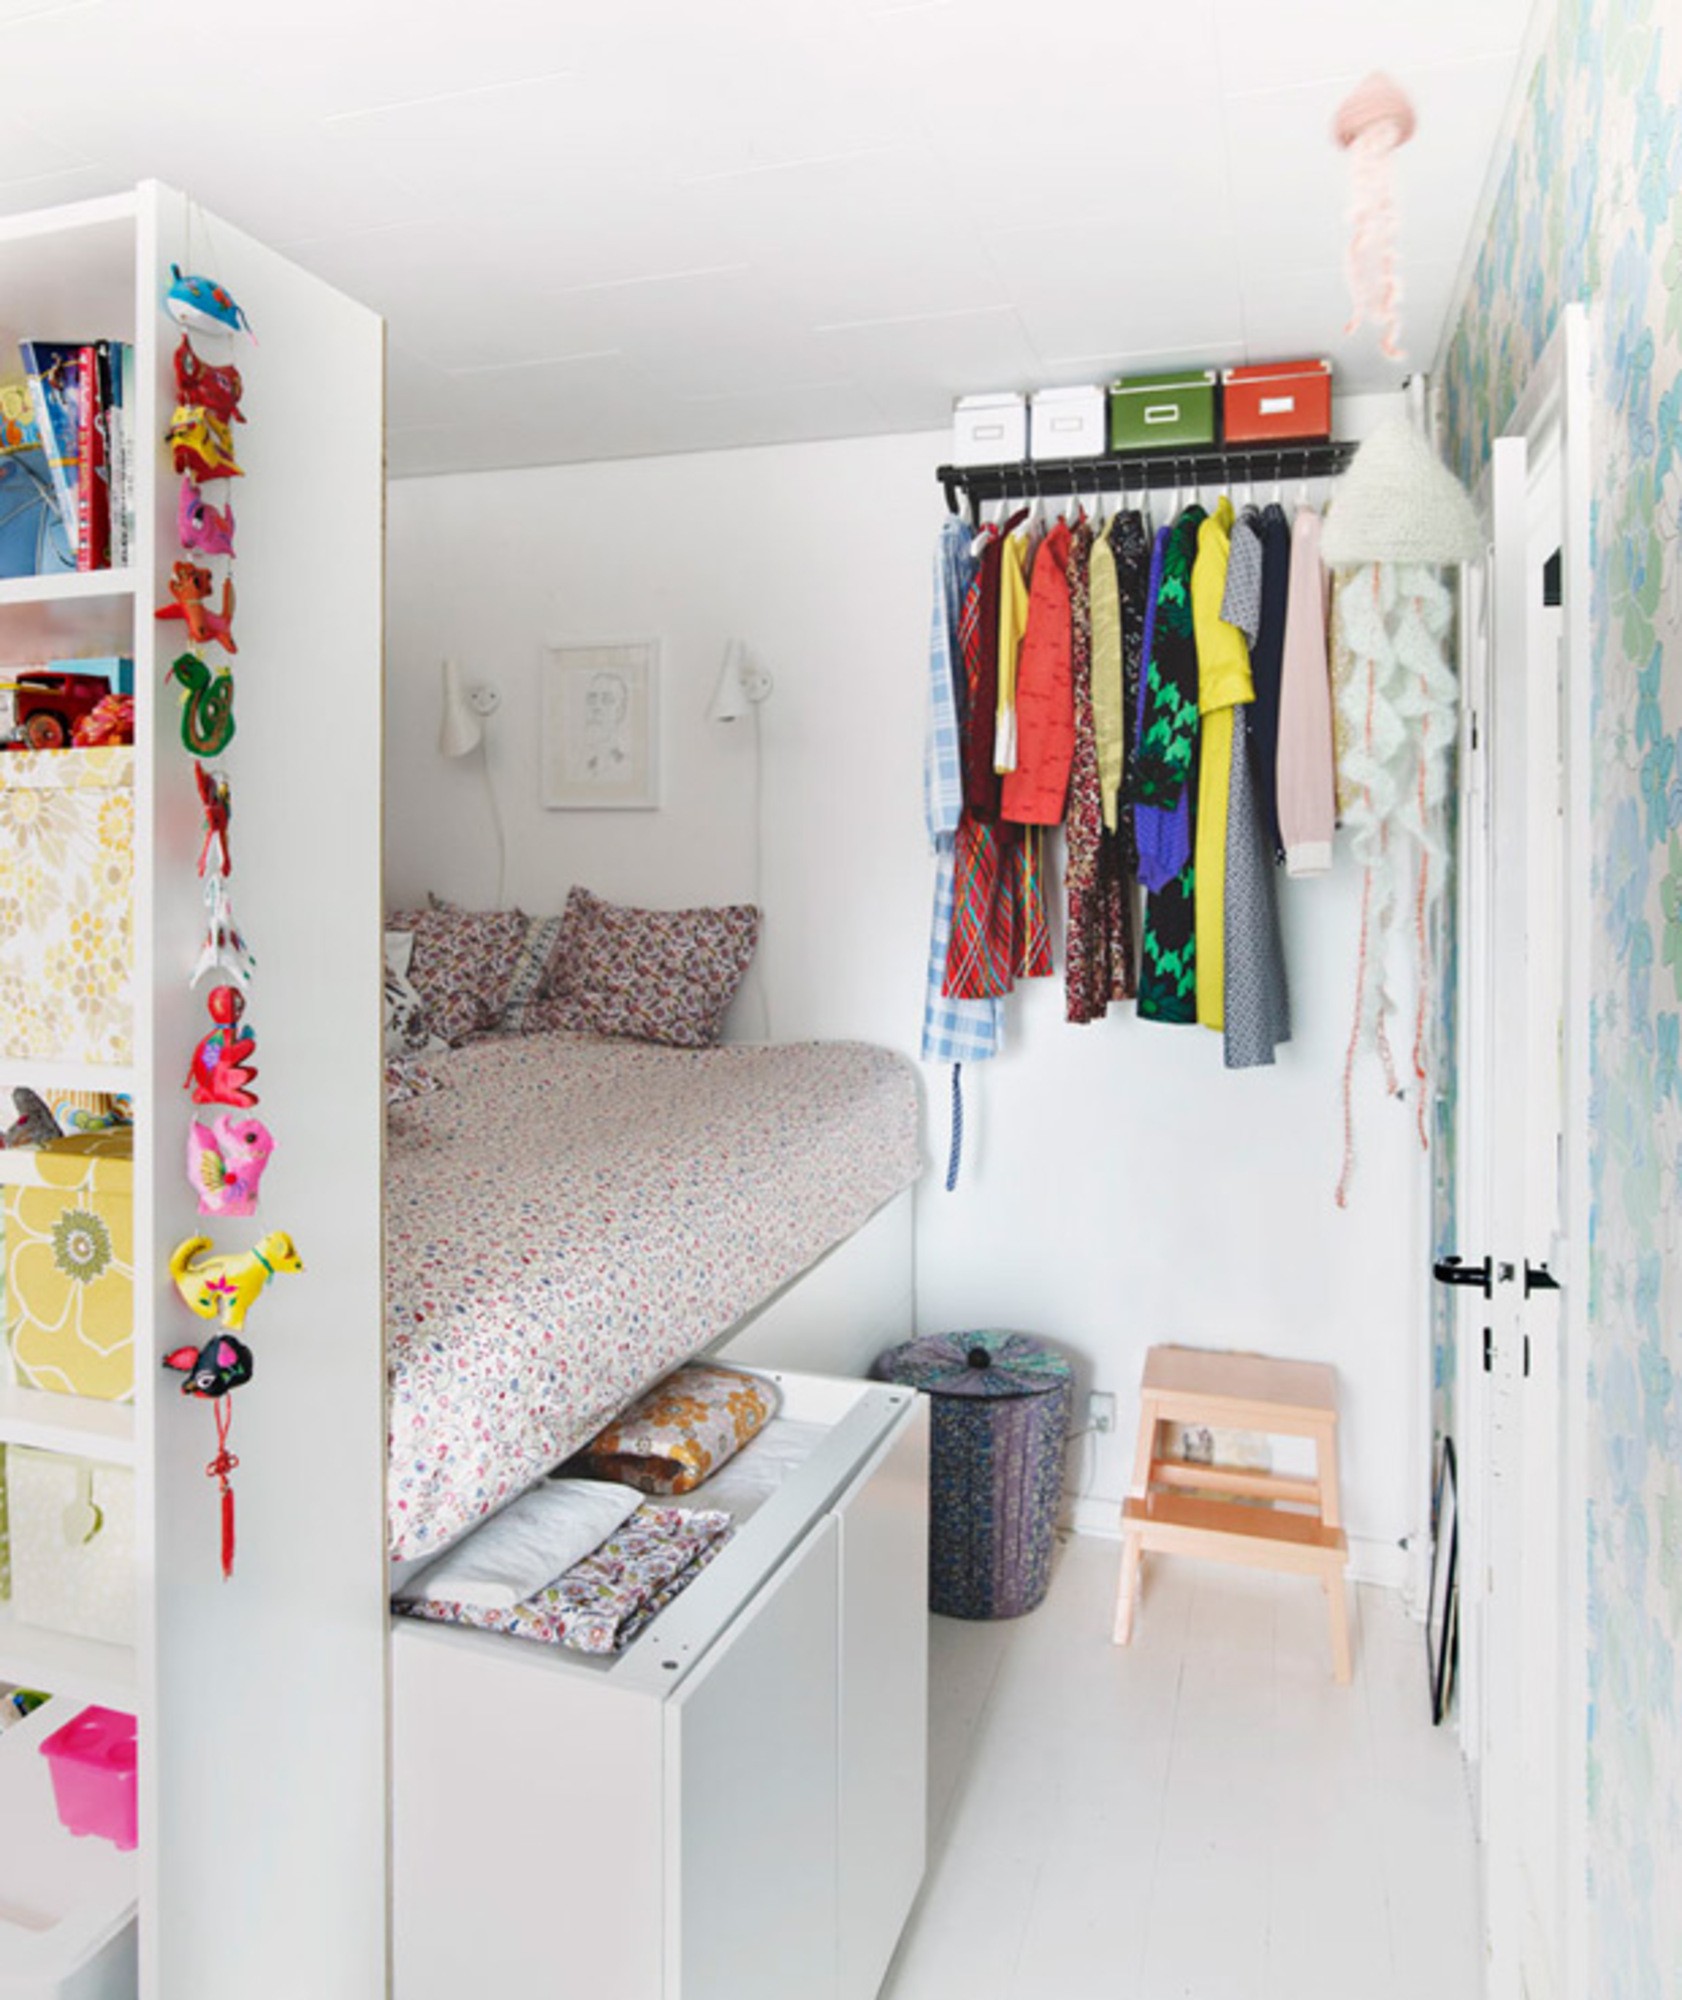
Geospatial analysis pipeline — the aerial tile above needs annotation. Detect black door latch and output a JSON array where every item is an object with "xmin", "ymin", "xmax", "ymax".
[
  {"xmin": 1433, "ymin": 1253, "xmax": 1493, "ymax": 1299},
  {"xmin": 1524, "ymin": 1260, "xmax": 1561, "ymax": 1297}
]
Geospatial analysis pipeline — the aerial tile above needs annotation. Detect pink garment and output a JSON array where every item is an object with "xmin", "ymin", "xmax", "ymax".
[{"xmin": 1276, "ymin": 508, "xmax": 1335, "ymax": 875}]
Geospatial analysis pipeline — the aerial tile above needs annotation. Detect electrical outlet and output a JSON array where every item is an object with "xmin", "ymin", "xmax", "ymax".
[{"xmin": 1088, "ymin": 1391, "xmax": 1116, "ymax": 1435}]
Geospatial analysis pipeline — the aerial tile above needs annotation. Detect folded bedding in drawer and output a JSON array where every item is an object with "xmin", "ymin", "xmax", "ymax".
[
  {"xmin": 569, "ymin": 1364, "xmax": 779, "ymax": 1495},
  {"xmin": 395, "ymin": 1505, "xmax": 734, "ymax": 1656},
  {"xmin": 391, "ymin": 1478, "xmax": 642, "ymax": 1612}
]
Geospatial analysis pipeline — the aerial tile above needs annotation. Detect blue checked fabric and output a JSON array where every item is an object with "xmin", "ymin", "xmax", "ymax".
[{"xmin": 922, "ymin": 518, "xmax": 1002, "ymax": 1064}]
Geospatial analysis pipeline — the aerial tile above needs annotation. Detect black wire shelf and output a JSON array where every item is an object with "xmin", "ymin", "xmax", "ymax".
[{"xmin": 937, "ymin": 438, "xmax": 1359, "ymax": 516}]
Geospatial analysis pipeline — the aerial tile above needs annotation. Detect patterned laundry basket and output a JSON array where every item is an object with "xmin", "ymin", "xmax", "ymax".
[{"xmin": 871, "ymin": 1330, "xmax": 1072, "ymax": 1620}]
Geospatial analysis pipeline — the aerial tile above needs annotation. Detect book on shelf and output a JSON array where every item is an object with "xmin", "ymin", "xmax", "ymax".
[
  {"xmin": 18, "ymin": 341, "xmax": 82, "ymax": 539},
  {"xmin": 0, "ymin": 375, "xmax": 74, "ymax": 580},
  {"xmin": 76, "ymin": 343, "xmax": 110, "ymax": 571},
  {"xmin": 109, "ymin": 341, "xmax": 135, "ymax": 568},
  {"xmin": 13, "ymin": 341, "xmax": 132, "ymax": 573}
]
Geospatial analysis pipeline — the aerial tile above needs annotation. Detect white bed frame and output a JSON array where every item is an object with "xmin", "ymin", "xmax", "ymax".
[
  {"xmin": 392, "ymin": 1369, "xmax": 929, "ymax": 2000},
  {"xmin": 713, "ymin": 1188, "xmax": 914, "ymax": 1378}
]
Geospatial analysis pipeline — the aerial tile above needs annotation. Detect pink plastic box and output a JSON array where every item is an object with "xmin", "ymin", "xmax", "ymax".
[{"xmin": 38, "ymin": 1704, "xmax": 138, "ymax": 1851}]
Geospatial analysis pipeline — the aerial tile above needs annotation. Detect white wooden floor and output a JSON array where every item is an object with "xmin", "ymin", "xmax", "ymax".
[{"xmin": 880, "ymin": 1533, "xmax": 1484, "ymax": 2000}]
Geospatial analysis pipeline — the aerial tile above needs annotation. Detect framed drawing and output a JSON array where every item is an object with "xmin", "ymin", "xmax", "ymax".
[
  {"xmin": 1426, "ymin": 1436, "xmax": 1459, "ymax": 1726},
  {"xmin": 541, "ymin": 640, "xmax": 659, "ymax": 810}
]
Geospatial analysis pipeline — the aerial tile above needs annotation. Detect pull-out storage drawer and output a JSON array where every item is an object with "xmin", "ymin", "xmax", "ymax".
[{"xmin": 392, "ymin": 1371, "xmax": 929, "ymax": 2000}]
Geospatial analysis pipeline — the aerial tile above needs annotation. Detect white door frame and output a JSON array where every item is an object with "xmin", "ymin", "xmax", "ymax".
[{"xmin": 1456, "ymin": 301, "xmax": 1592, "ymax": 2000}]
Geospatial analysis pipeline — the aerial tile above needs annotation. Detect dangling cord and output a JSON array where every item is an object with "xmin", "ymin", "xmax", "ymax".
[
  {"xmin": 1412, "ymin": 694, "xmax": 1434, "ymax": 1149},
  {"xmin": 208, "ymin": 1399, "xmax": 240, "ymax": 1580},
  {"xmin": 1337, "ymin": 641, "xmax": 1382, "ymax": 1210},
  {"xmin": 945, "ymin": 1062, "xmax": 965, "ymax": 1192},
  {"xmin": 1374, "ymin": 820, "xmax": 1400, "ymax": 1097},
  {"xmin": 1337, "ymin": 862, "xmax": 1374, "ymax": 1211}
]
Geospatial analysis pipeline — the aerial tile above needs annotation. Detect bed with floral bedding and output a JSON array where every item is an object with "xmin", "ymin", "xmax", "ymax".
[{"xmin": 384, "ymin": 1030, "xmax": 921, "ymax": 1562}]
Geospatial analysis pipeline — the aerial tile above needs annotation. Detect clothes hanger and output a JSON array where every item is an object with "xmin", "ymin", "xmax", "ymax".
[{"xmin": 1020, "ymin": 466, "xmax": 1044, "ymax": 538}]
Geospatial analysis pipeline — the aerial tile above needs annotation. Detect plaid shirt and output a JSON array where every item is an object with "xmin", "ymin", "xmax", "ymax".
[{"xmin": 922, "ymin": 519, "xmax": 1002, "ymax": 1063}]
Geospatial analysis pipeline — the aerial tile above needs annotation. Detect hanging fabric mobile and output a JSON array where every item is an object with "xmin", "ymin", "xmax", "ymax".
[
  {"xmin": 1320, "ymin": 417, "xmax": 1480, "ymax": 1204},
  {"xmin": 1332, "ymin": 72, "xmax": 1417, "ymax": 362}
]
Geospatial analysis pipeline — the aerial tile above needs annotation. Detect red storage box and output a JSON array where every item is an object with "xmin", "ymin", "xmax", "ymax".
[{"xmin": 1221, "ymin": 360, "xmax": 1332, "ymax": 443}]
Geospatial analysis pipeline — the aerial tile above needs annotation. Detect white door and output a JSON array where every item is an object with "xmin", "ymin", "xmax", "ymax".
[{"xmin": 1446, "ymin": 306, "xmax": 1591, "ymax": 2000}]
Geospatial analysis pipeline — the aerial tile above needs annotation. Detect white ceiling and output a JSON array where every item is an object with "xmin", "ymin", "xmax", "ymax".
[{"xmin": 0, "ymin": 0, "xmax": 1534, "ymax": 478}]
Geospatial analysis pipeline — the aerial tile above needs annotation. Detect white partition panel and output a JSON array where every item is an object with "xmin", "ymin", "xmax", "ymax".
[{"xmin": 136, "ymin": 183, "xmax": 386, "ymax": 1999}]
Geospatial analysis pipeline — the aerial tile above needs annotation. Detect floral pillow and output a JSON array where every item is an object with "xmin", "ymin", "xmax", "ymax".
[
  {"xmin": 539, "ymin": 887, "xmax": 759, "ymax": 1048},
  {"xmin": 384, "ymin": 941, "xmax": 447, "ymax": 1060},
  {"xmin": 385, "ymin": 1055, "xmax": 448, "ymax": 1107},
  {"xmin": 386, "ymin": 905, "xmax": 528, "ymax": 1046},
  {"xmin": 570, "ymin": 1365, "xmax": 780, "ymax": 1495}
]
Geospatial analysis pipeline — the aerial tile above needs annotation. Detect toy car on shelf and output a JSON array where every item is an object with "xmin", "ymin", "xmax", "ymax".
[{"xmin": 0, "ymin": 670, "xmax": 122, "ymax": 748}]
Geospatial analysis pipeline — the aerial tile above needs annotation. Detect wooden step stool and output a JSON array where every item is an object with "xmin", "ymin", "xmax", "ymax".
[{"xmin": 1112, "ymin": 1345, "xmax": 1352, "ymax": 1684}]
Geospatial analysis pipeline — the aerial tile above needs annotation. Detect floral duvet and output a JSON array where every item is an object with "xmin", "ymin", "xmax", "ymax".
[{"xmin": 385, "ymin": 1032, "xmax": 920, "ymax": 1561}]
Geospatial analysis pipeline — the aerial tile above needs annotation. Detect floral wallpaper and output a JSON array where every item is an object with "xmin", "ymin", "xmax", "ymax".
[{"xmin": 1439, "ymin": 0, "xmax": 1682, "ymax": 1990}]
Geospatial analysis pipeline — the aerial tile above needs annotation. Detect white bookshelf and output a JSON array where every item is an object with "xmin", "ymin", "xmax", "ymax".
[
  {"xmin": 0, "ymin": 1058, "xmax": 137, "ymax": 1094},
  {"xmin": 0, "ymin": 570, "xmax": 138, "ymax": 666},
  {"xmin": 0, "ymin": 569, "xmax": 139, "ymax": 606},
  {"xmin": 0, "ymin": 183, "xmax": 386, "ymax": 2000},
  {"xmin": 0, "ymin": 1602, "xmax": 136, "ymax": 1707},
  {"xmin": 0, "ymin": 1380, "xmax": 135, "ymax": 1464}
]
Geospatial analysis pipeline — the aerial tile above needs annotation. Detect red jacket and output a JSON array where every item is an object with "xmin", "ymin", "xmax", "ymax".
[{"xmin": 1001, "ymin": 518, "xmax": 1074, "ymax": 826}]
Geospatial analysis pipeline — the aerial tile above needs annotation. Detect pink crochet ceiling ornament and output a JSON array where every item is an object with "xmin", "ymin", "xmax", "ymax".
[{"xmin": 1333, "ymin": 71, "xmax": 1417, "ymax": 362}]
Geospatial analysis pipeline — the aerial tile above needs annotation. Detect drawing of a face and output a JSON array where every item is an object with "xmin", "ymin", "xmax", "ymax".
[{"xmin": 584, "ymin": 671, "xmax": 628, "ymax": 744}]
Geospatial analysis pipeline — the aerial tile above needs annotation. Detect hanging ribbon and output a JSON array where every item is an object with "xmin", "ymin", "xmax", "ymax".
[
  {"xmin": 945, "ymin": 1062, "xmax": 964, "ymax": 1192},
  {"xmin": 207, "ymin": 1398, "xmax": 240, "ymax": 1580}
]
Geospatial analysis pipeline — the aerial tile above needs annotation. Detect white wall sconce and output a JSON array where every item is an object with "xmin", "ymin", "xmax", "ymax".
[
  {"xmin": 439, "ymin": 658, "xmax": 507, "ymax": 904},
  {"xmin": 707, "ymin": 640, "xmax": 773, "ymax": 723}
]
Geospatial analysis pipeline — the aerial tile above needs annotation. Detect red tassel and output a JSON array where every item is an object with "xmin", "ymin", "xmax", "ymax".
[{"xmin": 207, "ymin": 1399, "xmax": 240, "ymax": 1581}]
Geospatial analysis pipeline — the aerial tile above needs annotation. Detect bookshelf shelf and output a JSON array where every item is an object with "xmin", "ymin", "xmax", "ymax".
[
  {"xmin": 0, "ymin": 569, "xmax": 137, "ymax": 609},
  {"xmin": 0, "ymin": 1379, "xmax": 135, "ymax": 1464},
  {"xmin": 0, "ymin": 1058, "xmax": 135, "ymax": 1093},
  {"xmin": 0, "ymin": 1602, "xmax": 136, "ymax": 1707},
  {"xmin": 0, "ymin": 571, "xmax": 136, "ymax": 670}
]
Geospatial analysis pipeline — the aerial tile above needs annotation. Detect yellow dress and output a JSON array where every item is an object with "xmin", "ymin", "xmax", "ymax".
[
  {"xmin": 994, "ymin": 528, "xmax": 1031, "ymax": 773},
  {"xmin": 1190, "ymin": 498, "xmax": 1254, "ymax": 1031},
  {"xmin": 1088, "ymin": 529, "xmax": 1125, "ymax": 832}
]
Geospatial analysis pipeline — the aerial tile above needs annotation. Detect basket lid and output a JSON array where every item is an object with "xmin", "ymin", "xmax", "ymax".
[{"xmin": 872, "ymin": 1329, "xmax": 1071, "ymax": 1399}]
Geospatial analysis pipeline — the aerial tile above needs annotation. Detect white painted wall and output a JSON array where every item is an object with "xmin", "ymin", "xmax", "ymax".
[{"xmin": 385, "ymin": 399, "xmax": 1426, "ymax": 1575}]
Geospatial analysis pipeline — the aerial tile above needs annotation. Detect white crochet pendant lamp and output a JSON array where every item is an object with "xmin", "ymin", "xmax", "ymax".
[{"xmin": 1321, "ymin": 415, "xmax": 1481, "ymax": 568}]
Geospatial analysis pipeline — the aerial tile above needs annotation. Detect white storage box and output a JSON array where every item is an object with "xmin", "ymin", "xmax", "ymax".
[
  {"xmin": 6, "ymin": 1454, "xmax": 134, "ymax": 1650},
  {"xmin": 1029, "ymin": 384, "xmax": 1106, "ymax": 459},
  {"xmin": 395, "ymin": 1369, "xmax": 928, "ymax": 2000},
  {"xmin": 952, "ymin": 392, "xmax": 1026, "ymax": 466},
  {"xmin": 0, "ymin": 1696, "xmax": 137, "ymax": 2000}
]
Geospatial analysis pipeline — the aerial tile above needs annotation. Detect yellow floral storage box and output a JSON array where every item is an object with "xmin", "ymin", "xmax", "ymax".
[
  {"xmin": 0, "ymin": 746, "xmax": 134, "ymax": 1067},
  {"xmin": 3, "ymin": 1129, "xmax": 134, "ymax": 1400},
  {"xmin": 7, "ymin": 1446, "xmax": 134, "ymax": 1645}
]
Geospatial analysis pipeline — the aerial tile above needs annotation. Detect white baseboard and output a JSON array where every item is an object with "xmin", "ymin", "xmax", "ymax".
[{"xmin": 1061, "ymin": 1494, "xmax": 1410, "ymax": 1592}]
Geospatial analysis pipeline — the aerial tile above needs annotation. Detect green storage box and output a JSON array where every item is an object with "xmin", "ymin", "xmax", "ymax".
[{"xmin": 1108, "ymin": 369, "xmax": 1219, "ymax": 453}]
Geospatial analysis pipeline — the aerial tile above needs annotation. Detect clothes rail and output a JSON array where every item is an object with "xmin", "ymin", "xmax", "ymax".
[{"xmin": 937, "ymin": 439, "xmax": 1359, "ymax": 517}]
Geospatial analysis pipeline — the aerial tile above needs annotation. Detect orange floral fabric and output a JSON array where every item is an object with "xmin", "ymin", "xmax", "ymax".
[{"xmin": 573, "ymin": 1364, "xmax": 779, "ymax": 1495}]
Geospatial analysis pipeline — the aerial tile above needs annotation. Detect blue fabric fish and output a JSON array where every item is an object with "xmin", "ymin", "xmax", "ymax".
[{"xmin": 165, "ymin": 266, "xmax": 254, "ymax": 340}]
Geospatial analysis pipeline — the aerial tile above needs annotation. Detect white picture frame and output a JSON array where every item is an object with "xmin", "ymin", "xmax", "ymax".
[{"xmin": 541, "ymin": 640, "xmax": 660, "ymax": 810}]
